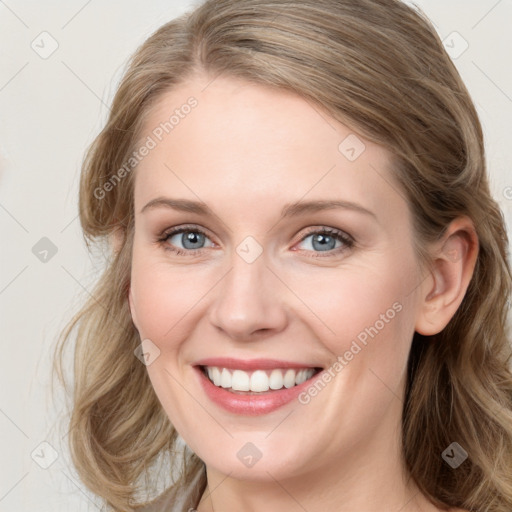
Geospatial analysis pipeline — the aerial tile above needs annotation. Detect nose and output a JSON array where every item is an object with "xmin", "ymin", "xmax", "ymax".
[{"xmin": 208, "ymin": 249, "xmax": 288, "ymax": 341}]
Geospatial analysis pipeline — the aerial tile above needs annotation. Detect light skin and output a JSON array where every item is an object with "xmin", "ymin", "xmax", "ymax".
[{"xmin": 126, "ymin": 73, "xmax": 477, "ymax": 512}]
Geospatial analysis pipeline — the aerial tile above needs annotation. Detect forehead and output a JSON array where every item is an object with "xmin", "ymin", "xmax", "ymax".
[{"xmin": 133, "ymin": 74, "xmax": 405, "ymax": 223}]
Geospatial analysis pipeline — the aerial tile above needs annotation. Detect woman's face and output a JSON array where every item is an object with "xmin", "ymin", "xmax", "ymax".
[{"xmin": 129, "ymin": 73, "xmax": 426, "ymax": 482}]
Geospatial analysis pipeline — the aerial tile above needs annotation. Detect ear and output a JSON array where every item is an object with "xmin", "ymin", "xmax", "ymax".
[
  {"xmin": 415, "ymin": 216, "xmax": 479, "ymax": 336},
  {"xmin": 109, "ymin": 226, "xmax": 125, "ymax": 254}
]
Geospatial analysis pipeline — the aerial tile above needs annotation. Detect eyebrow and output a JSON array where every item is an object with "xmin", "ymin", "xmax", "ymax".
[{"xmin": 140, "ymin": 197, "xmax": 376, "ymax": 220}]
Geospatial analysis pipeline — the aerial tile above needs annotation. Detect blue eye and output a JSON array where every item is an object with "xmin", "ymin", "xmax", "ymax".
[
  {"xmin": 157, "ymin": 225, "xmax": 354, "ymax": 258},
  {"xmin": 295, "ymin": 228, "xmax": 354, "ymax": 257},
  {"xmin": 159, "ymin": 226, "xmax": 214, "ymax": 256}
]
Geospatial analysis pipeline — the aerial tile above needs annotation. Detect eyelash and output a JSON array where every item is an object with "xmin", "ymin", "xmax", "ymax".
[{"xmin": 156, "ymin": 224, "xmax": 355, "ymax": 258}]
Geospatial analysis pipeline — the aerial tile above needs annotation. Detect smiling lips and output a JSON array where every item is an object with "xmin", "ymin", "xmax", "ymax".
[
  {"xmin": 194, "ymin": 358, "xmax": 323, "ymax": 415},
  {"xmin": 203, "ymin": 366, "xmax": 317, "ymax": 393}
]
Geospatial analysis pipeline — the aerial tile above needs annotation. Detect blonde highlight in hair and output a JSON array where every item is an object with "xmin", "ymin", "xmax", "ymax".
[{"xmin": 54, "ymin": 0, "xmax": 512, "ymax": 510}]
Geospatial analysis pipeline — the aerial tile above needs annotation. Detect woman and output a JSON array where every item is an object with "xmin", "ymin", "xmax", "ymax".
[{"xmin": 54, "ymin": 0, "xmax": 512, "ymax": 510}]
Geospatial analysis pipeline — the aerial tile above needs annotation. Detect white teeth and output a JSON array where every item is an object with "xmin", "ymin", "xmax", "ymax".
[
  {"xmin": 283, "ymin": 369, "xmax": 296, "ymax": 388},
  {"xmin": 250, "ymin": 370, "xmax": 269, "ymax": 392},
  {"xmin": 212, "ymin": 367, "xmax": 221, "ymax": 386},
  {"xmin": 220, "ymin": 368, "xmax": 231, "ymax": 388},
  {"xmin": 204, "ymin": 366, "xmax": 316, "ymax": 392},
  {"xmin": 295, "ymin": 369, "xmax": 307, "ymax": 385},
  {"xmin": 269, "ymin": 369, "xmax": 284, "ymax": 390},
  {"xmin": 231, "ymin": 369, "xmax": 250, "ymax": 391}
]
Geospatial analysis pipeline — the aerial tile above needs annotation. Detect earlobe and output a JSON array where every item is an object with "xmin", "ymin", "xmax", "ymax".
[
  {"xmin": 109, "ymin": 226, "xmax": 125, "ymax": 254},
  {"xmin": 415, "ymin": 217, "xmax": 479, "ymax": 336}
]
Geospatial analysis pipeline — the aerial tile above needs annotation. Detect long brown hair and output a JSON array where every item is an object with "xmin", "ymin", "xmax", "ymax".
[{"xmin": 54, "ymin": 0, "xmax": 512, "ymax": 510}]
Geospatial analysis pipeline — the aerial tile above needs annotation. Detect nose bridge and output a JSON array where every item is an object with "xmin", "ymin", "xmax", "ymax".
[{"xmin": 208, "ymin": 241, "xmax": 287, "ymax": 338}]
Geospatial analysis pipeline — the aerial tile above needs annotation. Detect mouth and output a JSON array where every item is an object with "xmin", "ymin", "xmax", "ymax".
[
  {"xmin": 193, "ymin": 358, "xmax": 324, "ymax": 415},
  {"xmin": 198, "ymin": 365, "xmax": 323, "ymax": 394}
]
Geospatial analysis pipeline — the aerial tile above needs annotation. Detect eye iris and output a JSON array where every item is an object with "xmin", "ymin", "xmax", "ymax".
[
  {"xmin": 312, "ymin": 233, "xmax": 336, "ymax": 252},
  {"xmin": 182, "ymin": 231, "xmax": 204, "ymax": 249}
]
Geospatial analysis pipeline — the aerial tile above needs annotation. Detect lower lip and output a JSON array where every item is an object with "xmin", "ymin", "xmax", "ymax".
[{"xmin": 195, "ymin": 366, "xmax": 321, "ymax": 416}]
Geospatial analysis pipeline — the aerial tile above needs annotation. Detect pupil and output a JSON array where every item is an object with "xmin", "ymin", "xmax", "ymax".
[
  {"xmin": 183, "ymin": 231, "xmax": 204, "ymax": 249},
  {"xmin": 313, "ymin": 234, "xmax": 334, "ymax": 252}
]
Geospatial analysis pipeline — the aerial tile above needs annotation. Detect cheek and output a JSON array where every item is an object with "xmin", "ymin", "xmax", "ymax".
[
  {"xmin": 290, "ymin": 258, "xmax": 417, "ymax": 382},
  {"xmin": 299, "ymin": 263, "xmax": 411, "ymax": 332},
  {"xmin": 129, "ymin": 246, "xmax": 213, "ymax": 349}
]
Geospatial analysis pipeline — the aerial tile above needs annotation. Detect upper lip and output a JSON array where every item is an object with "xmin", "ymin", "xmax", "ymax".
[{"xmin": 194, "ymin": 357, "xmax": 323, "ymax": 371}]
